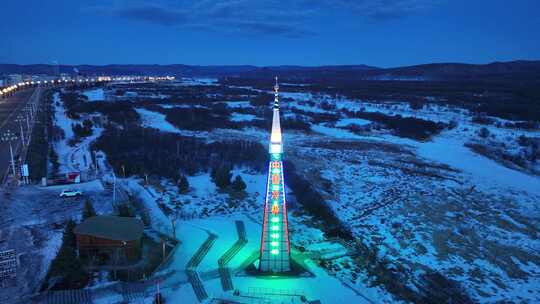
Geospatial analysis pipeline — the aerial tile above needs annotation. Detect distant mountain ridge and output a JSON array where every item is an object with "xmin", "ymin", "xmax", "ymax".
[{"xmin": 1, "ymin": 61, "xmax": 539, "ymax": 81}]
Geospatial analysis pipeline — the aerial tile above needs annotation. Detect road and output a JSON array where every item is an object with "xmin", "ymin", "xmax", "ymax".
[{"xmin": 0, "ymin": 87, "xmax": 39, "ymax": 184}]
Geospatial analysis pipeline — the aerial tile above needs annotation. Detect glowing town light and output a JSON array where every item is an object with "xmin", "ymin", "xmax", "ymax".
[
  {"xmin": 271, "ymin": 217, "xmax": 279, "ymax": 223},
  {"xmin": 271, "ymin": 233, "xmax": 279, "ymax": 239},
  {"xmin": 271, "ymin": 241, "xmax": 279, "ymax": 247},
  {"xmin": 271, "ymin": 249, "xmax": 279, "ymax": 255},
  {"xmin": 271, "ymin": 225, "xmax": 279, "ymax": 231}
]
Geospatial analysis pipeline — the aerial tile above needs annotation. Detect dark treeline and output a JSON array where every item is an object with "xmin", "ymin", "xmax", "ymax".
[
  {"xmin": 26, "ymin": 90, "xmax": 55, "ymax": 181},
  {"xmin": 93, "ymin": 126, "xmax": 267, "ymax": 180},
  {"xmin": 111, "ymin": 82, "xmax": 261, "ymax": 105},
  {"xmin": 143, "ymin": 103, "xmax": 313, "ymax": 133},
  {"xmin": 342, "ymin": 109, "xmax": 448, "ymax": 140},
  {"xmin": 221, "ymin": 77, "xmax": 540, "ymax": 123},
  {"xmin": 145, "ymin": 103, "xmax": 233, "ymax": 131},
  {"xmin": 60, "ymin": 92, "xmax": 140, "ymax": 126}
]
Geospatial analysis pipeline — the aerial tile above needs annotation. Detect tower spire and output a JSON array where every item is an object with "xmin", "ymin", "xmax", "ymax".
[
  {"xmin": 273, "ymin": 76, "xmax": 279, "ymax": 109},
  {"xmin": 270, "ymin": 77, "xmax": 282, "ymax": 154}
]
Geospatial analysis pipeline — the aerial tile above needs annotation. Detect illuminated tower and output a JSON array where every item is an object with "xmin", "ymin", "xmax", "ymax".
[{"xmin": 259, "ymin": 77, "xmax": 291, "ymax": 273}]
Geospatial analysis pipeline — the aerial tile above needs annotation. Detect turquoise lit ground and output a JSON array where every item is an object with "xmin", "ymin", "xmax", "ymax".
[{"xmin": 155, "ymin": 215, "xmax": 388, "ymax": 303}]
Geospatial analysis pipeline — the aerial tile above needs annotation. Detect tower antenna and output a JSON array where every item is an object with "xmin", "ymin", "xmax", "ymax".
[{"xmin": 273, "ymin": 76, "xmax": 279, "ymax": 109}]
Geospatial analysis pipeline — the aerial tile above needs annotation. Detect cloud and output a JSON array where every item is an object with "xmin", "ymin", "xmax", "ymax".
[
  {"xmin": 96, "ymin": 0, "xmax": 435, "ymax": 37},
  {"xmin": 115, "ymin": 4, "xmax": 187, "ymax": 26}
]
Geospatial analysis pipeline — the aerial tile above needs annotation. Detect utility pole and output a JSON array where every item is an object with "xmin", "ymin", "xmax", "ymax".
[
  {"xmin": 93, "ymin": 151, "xmax": 98, "ymax": 177},
  {"xmin": 113, "ymin": 171, "xmax": 117, "ymax": 206},
  {"xmin": 162, "ymin": 238, "xmax": 166, "ymax": 262},
  {"xmin": 1, "ymin": 130, "xmax": 18, "ymax": 177}
]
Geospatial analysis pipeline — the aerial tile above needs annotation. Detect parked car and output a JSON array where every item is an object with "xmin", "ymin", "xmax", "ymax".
[{"xmin": 59, "ymin": 189, "xmax": 83, "ymax": 198}]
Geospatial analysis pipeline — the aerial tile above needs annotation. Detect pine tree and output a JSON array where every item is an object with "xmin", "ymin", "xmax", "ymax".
[
  {"xmin": 210, "ymin": 165, "xmax": 218, "ymax": 182},
  {"xmin": 118, "ymin": 204, "xmax": 133, "ymax": 217},
  {"xmin": 215, "ymin": 165, "xmax": 232, "ymax": 190},
  {"xmin": 178, "ymin": 175, "xmax": 189, "ymax": 194},
  {"xmin": 82, "ymin": 199, "xmax": 97, "ymax": 220},
  {"xmin": 232, "ymin": 175, "xmax": 247, "ymax": 192}
]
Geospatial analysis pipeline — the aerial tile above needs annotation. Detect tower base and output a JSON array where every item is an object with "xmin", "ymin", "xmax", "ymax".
[{"xmin": 237, "ymin": 250, "xmax": 314, "ymax": 278}]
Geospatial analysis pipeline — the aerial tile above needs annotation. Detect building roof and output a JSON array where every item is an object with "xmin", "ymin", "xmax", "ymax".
[{"xmin": 74, "ymin": 216, "xmax": 144, "ymax": 241}]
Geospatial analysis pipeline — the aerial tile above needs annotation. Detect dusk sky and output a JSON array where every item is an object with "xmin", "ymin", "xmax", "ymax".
[{"xmin": 1, "ymin": 0, "xmax": 539, "ymax": 67}]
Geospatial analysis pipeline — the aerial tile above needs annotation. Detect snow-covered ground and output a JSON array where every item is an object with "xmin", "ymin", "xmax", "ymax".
[
  {"xmin": 119, "ymin": 168, "xmax": 391, "ymax": 303},
  {"xmin": 224, "ymin": 101, "xmax": 252, "ymax": 108},
  {"xmin": 0, "ymin": 180, "xmax": 112, "ymax": 302},
  {"xmin": 52, "ymin": 92, "xmax": 103, "ymax": 173},
  {"xmin": 135, "ymin": 108, "xmax": 181, "ymax": 134},
  {"xmin": 174, "ymin": 78, "xmax": 218, "ymax": 86},
  {"xmin": 336, "ymin": 118, "xmax": 371, "ymax": 127},
  {"xmin": 82, "ymin": 88, "xmax": 105, "ymax": 101},
  {"xmin": 135, "ymin": 107, "xmax": 213, "ymax": 139},
  {"xmin": 15, "ymin": 82, "xmax": 539, "ymax": 303},
  {"xmin": 230, "ymin": 112, "xmax": 257, "ymax": 122},
  {"xmin": 131, "ymin": 84, "xmax": 539, "ymax": 302}
]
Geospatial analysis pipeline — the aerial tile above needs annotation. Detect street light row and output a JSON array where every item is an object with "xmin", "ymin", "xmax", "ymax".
[{"xmin": 0, "ymin": 75, "xmax": 175, "ymax": 98}]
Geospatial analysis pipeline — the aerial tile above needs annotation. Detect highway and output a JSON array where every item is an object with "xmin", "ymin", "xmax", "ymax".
[{"xmin": 0, "ymin": 87, "xmax": 39, "ymax": 185}]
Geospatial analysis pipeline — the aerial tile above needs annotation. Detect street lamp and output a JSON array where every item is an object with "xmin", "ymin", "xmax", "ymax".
[
  {"xmin": 1, "ymin": 130, "xmax": 18, "ymax": 176},
  {"xmin": 24, "ymin": 111, "xmax": 30, "ymax": 133},
  {"xmin": 15, "ymin": 115, "xmax": 26, "ymax": 146}
]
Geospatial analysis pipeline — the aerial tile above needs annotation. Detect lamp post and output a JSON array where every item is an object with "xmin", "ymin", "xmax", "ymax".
[
  {"xmin": 25, "ymin": 105, "xmax": 34, "ymax": 122},
  {"xmin": 1, "ymin": 130, "xmax": 18, "ymax": 176},
  {"xmin": 24, "ymin": 111, "xmax": 30, "ymax": 134},
  {"xmin": 15, "ymin": 115, "xmax": 26, "ymax": 146}
]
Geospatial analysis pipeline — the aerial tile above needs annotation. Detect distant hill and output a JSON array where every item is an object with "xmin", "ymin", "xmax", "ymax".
[
  {"xmin": 1, "ymin": 61, "xmax": 539, "ymax": 82},
  {"xmin": 368, "ymin": 61, "xmax": 540, "ymax": 81}
]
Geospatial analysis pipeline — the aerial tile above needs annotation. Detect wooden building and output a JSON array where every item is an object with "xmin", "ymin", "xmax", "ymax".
[{"xmin": 74, "ymin": 216, "xmax": 144, "ymax": 262}]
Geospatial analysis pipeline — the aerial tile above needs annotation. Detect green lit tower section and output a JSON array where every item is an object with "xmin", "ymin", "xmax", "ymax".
[{"xmin": 259, "ymin": 77, "xmax": 291, "ymax": 273}]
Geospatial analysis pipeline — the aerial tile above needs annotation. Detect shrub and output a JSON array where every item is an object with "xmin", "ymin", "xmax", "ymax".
[
  {"xmin": 232, "ymin": 175, "xmax": 247, "ymax": 192},
  {"xmin": 177, "ymin": 175, "xmax": 189, "ymax": 194},
  {"xmin": 214, "ymin": 165, "xmax": 232, "ymax": 190},
  {"xmin": 409, "ymin": 100, "xmax": 425, "ymax": 110},
  {"xmin": 72, "ymin": 119, "xmax": 93, "ymax": 139},
  {"xmin": 82, "ymin": 199, "xmax": 97, "ymax": 220},
  {"xmin": 478, "ymin": 127, "xmax": 490, "ymax": 138}
]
